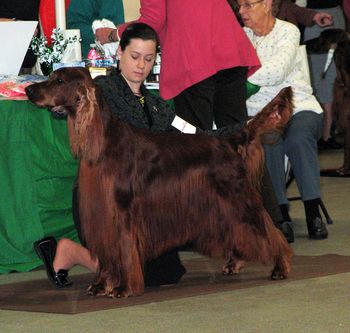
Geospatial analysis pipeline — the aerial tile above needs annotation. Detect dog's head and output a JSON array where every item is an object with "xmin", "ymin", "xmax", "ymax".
[
  {"xmin": 305, "ymin": 28, "xmax": 350, "ymax": 54},
  {"xmin": 26, "ymin": 67, "xmax": 109, "ymax": 162},
  {"xmin": 25, "ymin": 67, "xmax": 94, "ymax": 117}
]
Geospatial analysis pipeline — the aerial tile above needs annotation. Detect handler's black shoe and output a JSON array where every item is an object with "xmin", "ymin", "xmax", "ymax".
[{"xmin": 33, "ymin": 236, "xmax": 72, "ymax": 288}]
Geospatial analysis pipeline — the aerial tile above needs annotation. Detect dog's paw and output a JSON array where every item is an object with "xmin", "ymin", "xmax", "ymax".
[
  {"xmin": 270, "ymin": 268, "xmax": 288, "ymax": 280},
  {"xmin": 222, "ymin": 260, "xmax": 245, "ymax": 275},
  {"xmin": 109, "ymin": 287, "xmax": 131, "ymax": 298},
  {"xmin": 86, "ymin": 283, "xmax": 108, "ymax": 297}
]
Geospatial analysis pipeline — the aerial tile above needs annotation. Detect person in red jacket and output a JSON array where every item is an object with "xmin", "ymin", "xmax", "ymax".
[{"xmin": 95, "ymin": 0, "xmax": 260, "ymax": 131}]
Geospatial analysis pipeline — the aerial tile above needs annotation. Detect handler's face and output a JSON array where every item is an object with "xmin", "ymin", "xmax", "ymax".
[{"xmin": 117, "ymin": 38, "xmax": 156, "ymax": 85}]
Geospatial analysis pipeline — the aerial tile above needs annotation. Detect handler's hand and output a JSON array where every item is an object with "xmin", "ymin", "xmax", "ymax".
[
  {"xmin": 95, "ymin": 27, "xmax": 114, "ymax": 45},
  {"xmin": 313, "ymin": 12, "xmax": 333, "ymax": 27}
]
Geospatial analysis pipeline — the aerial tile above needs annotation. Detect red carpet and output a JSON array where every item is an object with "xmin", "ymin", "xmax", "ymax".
[{"xmin": 1, "ymin": 254, "xmax": 350, "ymax": 314}]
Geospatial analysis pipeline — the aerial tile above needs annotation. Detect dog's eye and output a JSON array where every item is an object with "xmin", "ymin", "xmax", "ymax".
[{"xmin": 56, "ymin": 78, "xmax": 64, "ymax": 84}]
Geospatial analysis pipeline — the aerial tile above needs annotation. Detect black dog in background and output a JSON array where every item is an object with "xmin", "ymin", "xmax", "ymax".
[
  {"xmin": 305, "ymin": 28, "xmax": 349, "ymax": 78},
  {"xmin": 305, "ymin": 28, "xmax": 349, "ymax": 54}
]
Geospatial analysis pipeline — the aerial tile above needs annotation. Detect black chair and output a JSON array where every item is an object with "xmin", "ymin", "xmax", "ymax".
[{"xmin": 285, "ymin": 161, "xmax": 333, "ymax": 224}]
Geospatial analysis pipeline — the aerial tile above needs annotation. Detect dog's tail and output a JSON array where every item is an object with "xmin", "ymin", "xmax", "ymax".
[
  {"xmin": 237, "ymin": 87, "xmax": 294, "ymax": 185},
  {"xmin": 247, "ymin": 86, "xmax": 293, "ymax": 139}
]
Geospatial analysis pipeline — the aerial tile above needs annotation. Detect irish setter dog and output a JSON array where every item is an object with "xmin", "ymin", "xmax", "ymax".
[{"xmin": 26, "ymin": 68, "xmax": 293, "ymax": 298}]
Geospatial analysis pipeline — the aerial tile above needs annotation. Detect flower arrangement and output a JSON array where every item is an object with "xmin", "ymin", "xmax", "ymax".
[{"xmin": 30, "ymin": 28, "xmax": 79, "ymax": 75}]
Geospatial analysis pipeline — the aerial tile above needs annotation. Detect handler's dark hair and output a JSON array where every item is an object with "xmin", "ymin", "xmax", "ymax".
[{"xmin": 119, "ymin": 23, "xmax": 160, "ymax": 51}]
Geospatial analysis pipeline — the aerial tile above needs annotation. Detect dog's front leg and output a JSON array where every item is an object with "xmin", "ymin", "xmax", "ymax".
[
  {"xmin": 87, "ymin": 237, "xmax": 144, "ymax": 298},
  {"xmin": 271, "ymin": 254, "xmax": 291, "ymax": 280},
  {"xmin": 91, "ymin": 228, "xmax": 145, "ymax": 298},
  {"xmin": 87, "ymin": 269, "xmax": 119, "ymax": 297},
  {"xmin": 111, "ymin": 232, "xmax": 145, "ymax": 298}
]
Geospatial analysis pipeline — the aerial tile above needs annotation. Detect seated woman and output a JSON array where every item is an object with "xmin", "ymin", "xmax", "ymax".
[
  {"xmin": 237, "ymin": 0, "xmax": 328, "ymax": 240},
  {"xmin": 33, "ymin": 22, "xmax": 251, "ymax": 288}
]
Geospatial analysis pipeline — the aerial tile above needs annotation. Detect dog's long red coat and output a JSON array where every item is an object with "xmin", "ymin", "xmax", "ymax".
[{"xmin": 26, "ymin": 68, "xmax": 293, "ymax": 298}]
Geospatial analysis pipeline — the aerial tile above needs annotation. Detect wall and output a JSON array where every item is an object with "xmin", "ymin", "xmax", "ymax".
[{"xmin": 123, "ymin": 0, "xmax": 140, "ymax": 21}]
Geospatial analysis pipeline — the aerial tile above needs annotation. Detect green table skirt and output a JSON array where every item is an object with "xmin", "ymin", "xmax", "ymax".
[{"xmin": 0, "ymin": 100, "xmax": 79, "ymax": 273}]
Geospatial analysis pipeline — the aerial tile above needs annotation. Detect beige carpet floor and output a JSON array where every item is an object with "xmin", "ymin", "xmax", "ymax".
[{"xmin": 1, "ymin": 148, "xmax": 349, "ymax": 333}]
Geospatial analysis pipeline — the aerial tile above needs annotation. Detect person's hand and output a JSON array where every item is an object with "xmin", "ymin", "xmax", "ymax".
[
  {"xmin": 313, "ymin": 12, "xmax": 333, "ymax": 27},
  {"xmin": 94, "ymin": 27, "xmax": 115, "ymax": 45}
]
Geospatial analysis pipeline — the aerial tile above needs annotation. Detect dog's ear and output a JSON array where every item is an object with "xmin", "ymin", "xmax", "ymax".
[
  {"xmin": 75, "ymin": 83, "xmax": 88, "ymax": 104},
  {"xmin": 70, "ymin": 85, "xmax": 106, "ymax": 162}
]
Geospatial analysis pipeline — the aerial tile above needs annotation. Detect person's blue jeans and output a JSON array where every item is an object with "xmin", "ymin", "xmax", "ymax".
[{"xmin": 264, "ymin": 111, "xmax": 323, "ymax": 205}]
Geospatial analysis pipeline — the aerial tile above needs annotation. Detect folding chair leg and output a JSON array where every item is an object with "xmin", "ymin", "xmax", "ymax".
[
  {"xmin": 319, "ymin": 199, "xmax": 333, "ymax": 224},
  {"xmin": 286, "ymin": 169, "xmax": 334, "ymax": 224}
]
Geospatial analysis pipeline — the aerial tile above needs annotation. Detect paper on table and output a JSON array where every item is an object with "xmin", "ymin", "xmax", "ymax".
[{"xmin": 0, "ymin": 21, "xmax": 38, "ymax": 75}]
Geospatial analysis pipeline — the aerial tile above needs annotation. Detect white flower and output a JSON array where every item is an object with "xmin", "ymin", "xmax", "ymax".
[{"xmin": 31, "ymin": 28, "xmax": 79, "ymax": 67}]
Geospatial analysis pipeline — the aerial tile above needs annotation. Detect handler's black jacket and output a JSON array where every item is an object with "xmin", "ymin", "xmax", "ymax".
[{"xmin": 94, "ymin": 69, "xmax": 244, "ymax": 136}]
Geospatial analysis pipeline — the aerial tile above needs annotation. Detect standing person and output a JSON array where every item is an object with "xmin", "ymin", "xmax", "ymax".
[
  {"xmin": 304, "ymin": 0, "xmax": 346, "ymax": 149},
  {"xmin": 94, "ymin": 0, "xmax": 261, "ymax": 131},
  {"xmin": 273, "ymin": 0, "xmax": 333, "ymax": 29},
  {"xmin": 238, "ymin": 0, "xmax": 328, "ymax": 240},
  {"xmin": 66, "ymin": 0, "xmax": 125, "ymax": 58}
]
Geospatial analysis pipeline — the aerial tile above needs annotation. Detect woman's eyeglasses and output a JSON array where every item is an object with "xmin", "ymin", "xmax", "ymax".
[{"xmin": 237, "ymin": 0, "xmax": 264, "ymax": 10}]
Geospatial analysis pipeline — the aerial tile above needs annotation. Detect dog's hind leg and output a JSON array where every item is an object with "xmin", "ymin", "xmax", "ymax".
[
  {"xmin": 222, "ymin": 253, "xmax": 245, "ymax": 275},
  {"xmin": 268, "ymin": 224, "xmax": 293, "ymax": 280},
  {"xmin": 271, "ymin": 253, "xmax": 291, "ymax": 280},
  {"xmin": 228, "ymin": 211, "xmax": 292, "ymax": 280}
]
